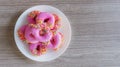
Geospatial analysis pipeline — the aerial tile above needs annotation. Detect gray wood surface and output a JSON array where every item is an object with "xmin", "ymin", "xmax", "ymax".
[{"xmin": 1, "ymin": 0, "xmax": 120, "ymax": 67}]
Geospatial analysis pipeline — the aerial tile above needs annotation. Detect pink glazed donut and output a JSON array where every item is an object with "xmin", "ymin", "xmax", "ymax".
[
  {"xmin": 24, "ymin": 24, "xmax": 52, "ymax": 43},
  {"xmin": 18, "ymin": 25, "xmax": 27, "ymax": 40},
  {"xmin": 19, "ymin": 25, "xmax": 27, "ymax": 34},
  {"xmin": 48, "ymin": 32, "xmax": 62, "ymax": 50},
  {"xmin": 27, "ymin": 10, "xmax": 40, "ymax": 24},
  {"xmin": 36, "ymin": 12, "xmax": 55, "ymax": 28},
  {"xmin": 29, "ymin": 43, "xmax": 47, "ymax": 56},
  {"xmin": 24, "ymin": 24, "xmax": 39, "ymax": 43}
]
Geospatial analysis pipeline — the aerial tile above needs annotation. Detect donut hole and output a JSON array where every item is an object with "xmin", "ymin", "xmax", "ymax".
[
  {"xmin": 44, "ymin": 18, "xmax": 49, "ymax": 23},
  {"xmin": 33, "ymin": 16, "xmax": 36, "ymax": 21},
  {"xmin": 51, "ymin": 38, "xmax": 56, "ymax": 46},
  {"xmin": 39, "ymin": 29, "xmax": 46, "ymax": 36},
  {"xmin": 33, "ymin": 15, "xmax": 37, "ymax": 21},
  {"xmin": 30, "ymin": 33, "xmax": 35, "ymax": 38},
  {"xmin": 36, "ymin": 45, "xmax": 41, "ymax": 51}
]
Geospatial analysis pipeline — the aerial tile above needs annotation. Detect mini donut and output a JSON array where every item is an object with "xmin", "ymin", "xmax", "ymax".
[
  {"xmin": 29, "ymin": 43, "xmax": 47, "ymax": 56},
  {"xmin": 53, "ymin": 13, "xmax": 60, "ymax": 23},
  {"xmin": 24, "ymin": 24, "xmax": 39, "ymax": 43},
  {"xmin": 48, "ymin": 32, "xmax": 63, "ymax": 50},
  {"xmin": 51, "ymin": 14, "xmax": 61, "ymax": 32},
  {"xmin": 27, "ymin": 10, "xmax": 40, "ymax": 24},
  {"xmin": 18, "ymin": 25, "xmax": 27, "ymax": 40},
  {"xmin": 24, "ymin": 24, "xmax": 52, "ymax": 43},
  {"xmin": 36, "ymin": 12, "xmax": 55, "ymax": 28}
]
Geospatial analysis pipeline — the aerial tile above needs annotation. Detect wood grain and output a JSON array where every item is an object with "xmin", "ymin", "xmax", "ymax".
[{"xmin": 1, "ymin": 0, "xmax": 120, "ymax": 67}]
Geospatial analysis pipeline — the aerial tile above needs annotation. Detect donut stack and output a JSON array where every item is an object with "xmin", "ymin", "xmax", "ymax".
[{"xmin": 18, "ymin": 10, "xmax": 63, "ymax": 56}]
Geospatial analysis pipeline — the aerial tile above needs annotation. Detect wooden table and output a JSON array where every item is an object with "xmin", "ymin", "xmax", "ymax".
[{"xmin": 1, "ymin": 0, "xmax": 120, "ymax": 67}]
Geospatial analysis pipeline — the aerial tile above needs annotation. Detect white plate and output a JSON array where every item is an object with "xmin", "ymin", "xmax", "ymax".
[{"xmin": 14, "ymin": 5, "xmax": 71, "ymax": 62}]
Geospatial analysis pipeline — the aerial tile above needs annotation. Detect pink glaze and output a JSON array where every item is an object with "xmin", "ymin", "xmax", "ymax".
[
  {"xmin": 36, "ymin": 28, "xmax": 52, "ymax": 42},
  {"xmin": 36, "ymin": 12, "xmax": 55, "ymax": 28},
  {"xmin": 19, "ymin": 25, "xmax": 27, "ymax": 34},
  {"xmin": 27, "ymin": 16, "xmax": 36, "ymax": 24},
  {"xmin": 27, "ymin": 10, "xmax": 40, "ymax": 24}
]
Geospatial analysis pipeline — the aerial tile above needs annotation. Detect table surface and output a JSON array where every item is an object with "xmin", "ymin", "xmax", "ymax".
[{"xmin": 1, "ymin": 0, "xmax": 120, "ymax": 67}]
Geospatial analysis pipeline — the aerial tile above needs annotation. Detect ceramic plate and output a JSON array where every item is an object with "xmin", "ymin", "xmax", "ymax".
[{"xmin": 14, "ymin": 5, "xmax": 71, "ymax": 62}]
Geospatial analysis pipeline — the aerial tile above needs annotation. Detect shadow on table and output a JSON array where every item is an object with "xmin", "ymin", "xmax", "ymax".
[{"xmin": 7, "ymin": 11, "xmax": 38, "ymax": 63}]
